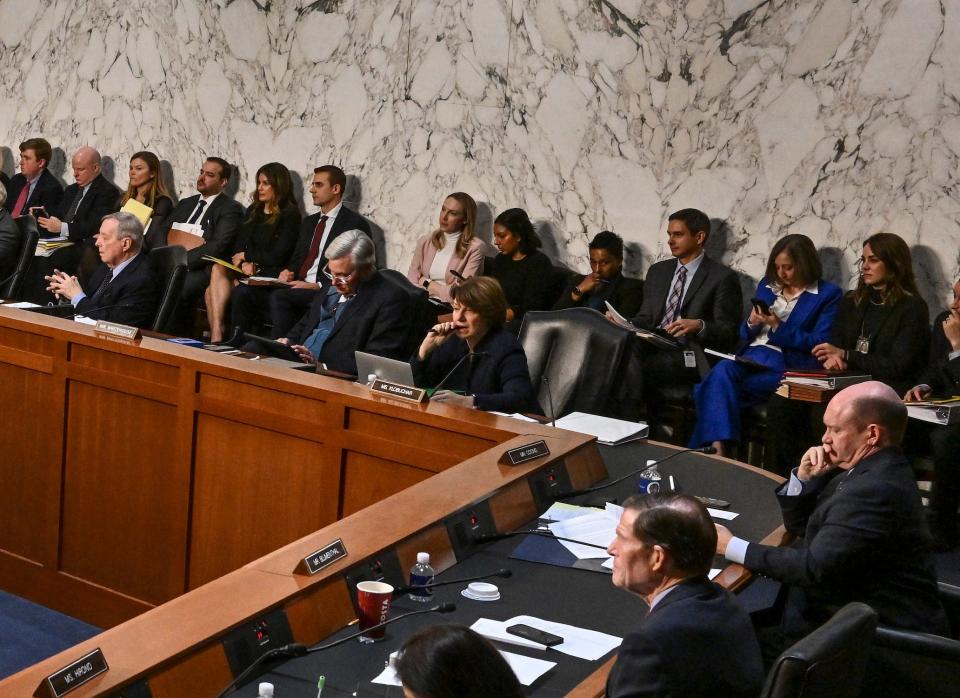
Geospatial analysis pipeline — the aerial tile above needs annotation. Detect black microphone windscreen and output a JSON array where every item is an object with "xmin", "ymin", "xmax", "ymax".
[
  {"xmin": 497, "ymin": 569, "xmax": 512, "ymax": 578},
  {"xmin": 699, "ymin": 446, "xmax": 718, "ymax": 454},
  {"xmin": 437, "ymin": 602, "xmax": 457, "ymax": 613}
]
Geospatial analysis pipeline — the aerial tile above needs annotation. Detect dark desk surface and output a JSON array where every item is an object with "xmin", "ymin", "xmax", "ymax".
[{"xmin": 236, "ymin": 443, "xmax": 785, "ymax": 697}]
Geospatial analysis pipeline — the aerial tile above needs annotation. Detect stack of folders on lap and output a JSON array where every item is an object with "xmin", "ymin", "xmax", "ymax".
[
  {"xmin": 775, "ymin": 370, "xmax": 871, "ymax": 403},
  {"xmin": 35, "ymin": 236, "xmax": 73, "ymax": 257},
  {"xmin": 906, "ymin": 397, "xmax": 960, "ymax": 425},
  {"xmin": 605, "ymin": 302, "xmax": 681, "ymax": 350}
]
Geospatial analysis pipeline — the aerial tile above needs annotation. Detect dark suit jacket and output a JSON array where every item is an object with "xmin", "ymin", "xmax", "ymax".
[
  {"xmin": 3, "ymin": 169, "xmax": 64, "ymax": 214},
  {"xmin": 76, "ymin": 253, "xmax": 159, "ymax": 328},
  {"xmin": 606, "ymin": 577, "xmax": 764, "ymax": 698},
  {"xmin": 744, "ymin": 448, "xmax": 948, "ymax": 640},
  {"xmin": 287, "ymin": 205, "xmax": 371, "ymax": 280},
  {"xmin": 916, "ymin": 311, "xmax": 960, "ymax": 395},
  {"xmin": 553, "ymin": 272, "xmax": 644, "ymax": 317},
  {"xmin": 56, "ymin": 174, "xmax": 121, "ymax": 242},
  {"xmin": 411, "ymin": 327, "xmax": 542, "ymax": 413},
  {"xmin": 632, "ymin": 255, "xmax": 742, "ymax": 351},
  {"xmin": 0, "ymin": 209, "xmax": 19, "ymax": 281},
  {"xmin": 830, "ymin": 293, "xmax": 930, "ymax": 394},
  {"xmin": 740, "ymin": 279, "xmax": 842, "ymax": 369},
  {"xmin": 155, "ymin": 193, "xmax": 245, "ymax": 269},
  {"xmin": 286, "ymin": 271, "xmax": 412, "ymax": 374}
]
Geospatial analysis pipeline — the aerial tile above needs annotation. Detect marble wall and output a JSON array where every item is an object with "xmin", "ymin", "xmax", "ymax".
[{"xmin": 0, "ymin": 0, "xmax": 957, "ymax": 315}]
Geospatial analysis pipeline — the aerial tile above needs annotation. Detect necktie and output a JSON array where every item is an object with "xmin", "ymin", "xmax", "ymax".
[
  {"xmin": 64, "ymin": 187, "xmax": 85, "ymax": 222},
  {"xmin": 659, "ymin": 265, "xmax": 688, "ymax": 328},
  {"xmin": 187, "ymin": 199, "xmax": 207, "ymax": 224},
  {"xmin": 298, "ymin": 215, "xmax": 329, "ymax": 280},
  {"xmin": 11, "ymin": 183, "xmax": 29, "ymax": 217},
  {"xmin": 90, "ymin": 268, "xmax": 114, "ymax": 305}
]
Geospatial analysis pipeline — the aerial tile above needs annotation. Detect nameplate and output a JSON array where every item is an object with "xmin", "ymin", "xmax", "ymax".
[
  {"xmin": 501, "ymin": 440, "xmax": 550, "ymax": 466},
  {"xmin": 38, "ymin": 648, "xmax": 108, "ymax": 697},
  {"xmin": 296, "ymin": 538, "xmax": 348, "ymax": 576},
  {"xmin": 370, "ymin": 379, "xmax": 426, "ymax": 403},
  {"xmin": 94, "ymin": 320, "xmax": 140, "ymax": 340}
]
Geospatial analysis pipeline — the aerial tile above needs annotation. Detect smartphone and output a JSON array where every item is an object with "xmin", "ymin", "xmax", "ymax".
[
  {"xmin": 449, "ymin": 269, "xmax": 465, "ymax": 281},
  {"xmin": 750, "ymin": 297, "xmax": 771, "ymax": 315},
  {"xmin": 506, "ymin": 623, "xmax": 564, "ymax": 647},
  {"xmin": 30, "ymin": 206, "xmax": 50, "ymax": 219}
]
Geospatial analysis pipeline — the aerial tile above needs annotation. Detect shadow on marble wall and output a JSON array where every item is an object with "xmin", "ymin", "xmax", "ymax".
[
  {"xmin": 101, "ymin": 157, "xmax": 116, "ymax": 187},
  {"xmin": 289, "ymin": 171, "xmax": 307, "ymax": 216},
  {"xmin": 819, "ymin": 247, "xmax": 849, "ymax": 290},
  {"xmin": 160, "ymin": 160, "xmax": 179, "ymax": 204},
  {"xmin": 49, "ymin": 148, "xmax": 67, "ymax": 186},
  {"xmin": 623, "ymin": 242, "xmax": 645, "ymax": 279},
  {"xmin": 0, "ymin": 146, "xmax": 10, "ymax": 178},
  {"xmin": 537, "ymin": 221, "xmax": 563, "ymax": 263},
  {"xmin": 913, "ymin": 245, "xmax": 950, "ymax": 317},
  {"xmin": 475, "ymin": 201, "xmax": 495, "ymax": 247}
]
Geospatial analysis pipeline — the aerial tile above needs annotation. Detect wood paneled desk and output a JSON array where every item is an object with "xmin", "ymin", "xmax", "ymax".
[
  {"xmin": 0, "ymin": 306, "xmax": 595, "ymax": 628},
  {"xmin": 0, "ymin": 430, "xmax": 787, "ymax": 696}
]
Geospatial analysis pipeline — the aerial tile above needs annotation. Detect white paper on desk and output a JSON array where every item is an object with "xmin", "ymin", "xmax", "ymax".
[
  {"xmin": 489, "ymin": 411, "xmax": 539, "ymax": 422},
  {"xmin": 552, "ymin": 411, "xmax": 649, "ymax": 444},
  {"xmin": 707, "ymin": 507, "xmax": 739, "ymax": 520},
  {"xmin": 73, "ymin": 315, "xmax": 97, "ymax": 325},
  {"xmin": 504, "ymin": 615, "xmax": 622, "ymax": 660},
  {"xmin": 471, "ymin": 618, "xmax": 546, "ymax": 650},
  {"xmin": 4, "ymin": 301, "xmax": 41, "ymax": 308},
  {"xmin": 539, "ymin": 502, "xmax": 601, "ymax": 522},
  {"xmin": 547, "ymin": 512, "xmax": 615, "ymax": 560},
  {"xmin": 372, "ymin": 648, "xmax": 555, "ymax": 687}
]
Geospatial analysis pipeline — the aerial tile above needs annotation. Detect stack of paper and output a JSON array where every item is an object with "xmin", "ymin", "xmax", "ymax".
[
  {"xmin": 35, "ymin": 236, "xmax": 74, "ymax": 257},
  {"xmin": 471, "ymin": 615, "xmax": 622, "ymax": 660},
  {"xmin": 546, "ymin": 502, "xmax": 622, "ymax": 563},
  {"xmin": 906, "ymin": 398, "xmax": 960, "ymax": 425},
  {"xmin": 120, "ymin": 198, "xmax": 154, "ymax": 226},
  {"xmin": 553, "ymin": 411, "xmax": 648, "ymax": 445},
  {"xmin": 372, "ymin": 648, "xmax": 556, "ymax": 687}
]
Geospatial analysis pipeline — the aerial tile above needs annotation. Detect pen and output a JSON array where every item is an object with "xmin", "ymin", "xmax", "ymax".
[{"xmin": 317, "ymin": 675, "xmax": 326, "ymax": 697}]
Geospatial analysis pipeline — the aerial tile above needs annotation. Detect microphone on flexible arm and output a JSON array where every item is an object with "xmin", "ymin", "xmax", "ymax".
[
  {"xmin": 392, "ymin": 568, "xmax": 512, "ymax": 596},
  {"xmin": 554, "ymin": 446, "xmax": 718, "ymax": 501},
  {"xmin": 216, "ymin": 603, "xmax": 457, "ymax": 696},
  {"xmin": 429, "ymin": 350, "xmax": 486, "ymax": 397},
  {"xmin": 541, "ymin": 375, "xmax": 557, "ymax": 427},
  {"xmin": 472, "ymin": 528, "xmax": 610, "ymax": 551},
  {"xmin": 64, "ymin": 302, "xmax": 136, "ymax": 321}
]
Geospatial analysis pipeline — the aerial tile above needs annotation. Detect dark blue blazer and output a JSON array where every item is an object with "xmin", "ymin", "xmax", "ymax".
[
  {"xmin": 76, "ymin": 253, "xmax": 159, "ymax": 328},
  {"xmin": 3, "ymin": 169, "xmax": 64, "ymax": 215},
  {"xmin": 412, "ymin": 327, "xmax": 541, "ymax": 414},
  {"xmin": 606, "ymin": 577, "xmax": 764, "ymax": 698},
  {"xmin": 740, "ymin": 279, "xmax": 842, "ymax": 369}
]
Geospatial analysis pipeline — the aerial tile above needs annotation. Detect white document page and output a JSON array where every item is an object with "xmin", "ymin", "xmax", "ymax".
[{"xmin": 371, "ymin": 648, "xmax": 555, "ymax": 687}]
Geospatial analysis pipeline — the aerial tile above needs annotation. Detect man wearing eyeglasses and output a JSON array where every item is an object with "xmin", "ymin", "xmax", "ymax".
[
  {"xmin": 230, "ymin": 165, "xmax": 372, "ymax": 338},
  {"xmin": 278, "ymin": 230, "xmax": 412, "ymax": 374}
]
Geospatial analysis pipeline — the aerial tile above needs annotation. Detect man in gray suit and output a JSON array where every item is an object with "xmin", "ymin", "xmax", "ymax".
[{"xmin": 628, "ymin": 208, "xmax": 742, "ymax": 409}]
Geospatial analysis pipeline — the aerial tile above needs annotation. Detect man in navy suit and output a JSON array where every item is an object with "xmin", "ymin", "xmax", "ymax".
[
  {"xmin": 230, "ymin": 165, "xmax": 373, "ymax": 338},
  {"xmin": 3, "ymin": 138, "xmax": 64, "ymax": 217},
  {"xmin": 717, "ymin": 381, "xmax": 949, "ymax": 654},
  {"xmin": 45, "ymin": 211, "xmax": 159, "ymax": 328},
  {"xmin": 153, "ymin": 157, "xmax": 244, "ymax": 332},
  {"xmin": 279, "ymin": 230, "xmax": 411, "ymax": 375},
  {"xmin": 606, "ymin": 492, "xmax": 764, "ymax": 697}
]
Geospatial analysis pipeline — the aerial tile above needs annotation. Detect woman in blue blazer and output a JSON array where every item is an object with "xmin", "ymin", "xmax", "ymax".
[{"xmin": 689, "ymin": 234, "xmax": 841, "ymax": 455}]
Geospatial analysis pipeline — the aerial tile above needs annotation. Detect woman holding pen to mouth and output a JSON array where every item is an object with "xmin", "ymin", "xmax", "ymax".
[{"xmin": 412, "ymin": 276, "xmax": 541, "ymax": 414}]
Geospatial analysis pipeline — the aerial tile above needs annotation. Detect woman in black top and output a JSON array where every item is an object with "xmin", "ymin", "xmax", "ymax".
[
  {"xmin": 764, "ymin": 232, "xmax": 930, "ymax": 474},
  {"xmin": 488, "ymin": 207, "xmax": 553, "ymax": 333},
  {"xmin": 205, "ymin": 162, "xmax": 301, "ymax": 341},
  {"xmin": 120, "ymin": 151, "xmax": 174, "ymax": 238}
]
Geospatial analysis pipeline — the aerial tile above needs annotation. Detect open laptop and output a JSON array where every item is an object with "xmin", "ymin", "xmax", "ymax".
[{"xmin": 355, "ymin": 351, "xmax": 416, "ymax": 386}]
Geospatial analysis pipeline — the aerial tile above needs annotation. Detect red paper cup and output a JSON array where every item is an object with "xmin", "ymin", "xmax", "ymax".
[{"xmin": 357, "ymin": 581, "xmax": 394, "ymax": 642}]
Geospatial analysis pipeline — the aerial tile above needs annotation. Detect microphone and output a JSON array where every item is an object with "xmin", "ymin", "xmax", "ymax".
[
  {"xmin": 555, "ymin": 446, "xmax": 718, "ymax": 500},
  {"xmin": 430, "ymin": 351, "xmax": 485, "ymax": 396},
  {"xmin": 542, "ymin": 375, "xmax": 557, "ymax": 427},
  {"xmin": 473, "ymin": 528, "xmax": 609, "ymax": 551},
  {"xmin": 392, "ymin": 568, "xmax": 512, "ymax": 595},
  {"xmin": 216, "ymin": 604, "xmax": 457, "ymax": 696}
]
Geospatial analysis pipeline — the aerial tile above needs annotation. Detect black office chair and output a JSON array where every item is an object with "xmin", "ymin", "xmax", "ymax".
[
  {"xmin": 149, "ymin": 244, "xmax": 187, "ymax": 333},
  {"xmin": 3, "ymin": 215, "xmax": 41, "ymax": 299},
  {"xmin": 378, "ymin": 268, "xmax": 434, "ymax": 359},
  {"xmin": 518, "ymin": 307, "xmax": 633, "ymax": 420},
  {"xmin": 940, "ymin": 581, "xmax": 960, "ymax": 639},
  {"xmin": 760, "ymin": 602, "xmax": 877, "ymax": 698}
]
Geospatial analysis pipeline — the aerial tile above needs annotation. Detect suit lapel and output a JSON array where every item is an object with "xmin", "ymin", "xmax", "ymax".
[
  {"xmin": 680, "ymin": 257, "xmax": 710, "ymax": 314},
  {"xmin": 325, "ymin": 273, "xmax": 377, "ymax": 342},
  {"xmin": 783, "ymin": 284, "xmax": 820, "ymax": 330},
  {"xmin": 651, "ymin": 261, "xmax": 678, "ymax": 324}
]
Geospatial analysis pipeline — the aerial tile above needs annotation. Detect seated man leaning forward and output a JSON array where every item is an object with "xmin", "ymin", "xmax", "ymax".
[
  {"xmin": 280, "ymin": 230, "xmax": 411, "ymax": 375},
  {"xmin": 606, "ymin": 492, "xmax": 764, "ymax": 698},
  {"xmin": 412, "ymin": 276, "xmax": 541, "ymax": 413},
  {"xmin": 45, "ymin": 211, "xmax": 159, "ymax": 328},
  {"xmin": 717, "ymin": 381, "xmax": 949, "ymax": 652}
]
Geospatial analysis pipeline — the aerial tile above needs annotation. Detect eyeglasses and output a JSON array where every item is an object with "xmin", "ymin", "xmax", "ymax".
[{"xmin": 322, "ymin": 265, "xmax": 356, "ymax": 284}]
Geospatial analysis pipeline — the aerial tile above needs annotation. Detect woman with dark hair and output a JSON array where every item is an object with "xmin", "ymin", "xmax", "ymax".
[
  {"xmin": 489, "ymin": 207, "xmax": 554, "ymax": 333},
  {"xmin": 689, "ymin": 234, "xmax": 842, "ymax": 456},
  {"xmin": 406, "ymin": 192, "xmax": 486, "ymax": 302},
  {"xmin": 395, "ymin": 624, "xmax": 524, "ymax": 698},
  {"xmin": 413, "ymin": 275, "xmax": 540, "ymax": 413},
  {"xmin": 764, "ymin": 232, "xmax": 931, "ymax": 474},
  {"xmin": 120, "ymin": 151, "xmax": 174, "ymax": 236},
  {"xmin": 205, "ymin": 162, "xmax": 301, "ymax": 342}
]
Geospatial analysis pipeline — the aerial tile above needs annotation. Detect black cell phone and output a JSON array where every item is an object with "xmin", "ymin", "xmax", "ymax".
[
  {"xmin": 506, "ymin": 623, "xmax": 564, "ymax": 647},
  {"xmin": 30, "ymin": 206, "xmax": 49, "ymax": 219},
  {"xmin": 750, "ymin": 297, "xmax": 771, "ymax": 315},
  {"xmin": 449, "ymin": 269, "xmax": 465, "ymax": 281},
  {"xmin": 695, "ymin": 495, "xmax": 730, "ymax": 509}
]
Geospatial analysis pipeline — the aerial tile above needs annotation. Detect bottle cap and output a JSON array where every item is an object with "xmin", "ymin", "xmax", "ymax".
[
  {"xmin": 417, "ymin": 552, "xmax": 430, "ymax": 564},
  {"xmin": 258, "ymin": 683, "xmax": 274, "ymax": 698},
  {"xmin": 367, "ymin": 373, "xmax": 377, "ymax": 384}
]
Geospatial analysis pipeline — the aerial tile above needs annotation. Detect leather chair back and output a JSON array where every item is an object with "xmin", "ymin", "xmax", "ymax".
[
  {"xmin": 939, "ymin": 581, "xmax": 960, "ymax": 639},
  {"xmin": 4, "ymin": 215, "xmax": 41, "ymax": 299},
  {"xmin": 861, "ymin": 626, "xmax": 960, "ymax": 697},
  {"xmin": 761, "ymin": 602, "xmax": 877, "ymax": 698},
  {"xmin": 149, "ymin": 244, "xmax": 187, "ymax": 333},
  {"xmin": 518, "ymin": 307, "xmax": 632, "ymax": 420},
  {"xmin": 378, "ymin": 268, "xmax": 432, "ymax": 359}
]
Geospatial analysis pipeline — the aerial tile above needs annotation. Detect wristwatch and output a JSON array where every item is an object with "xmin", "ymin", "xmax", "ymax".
[
  {"xmin": 422, "ymin": 279, "xmax": 431, "ymax": 289},
  {"xmin": 572, "ymin": 286, "xmax": 583, "ymax": 297}
]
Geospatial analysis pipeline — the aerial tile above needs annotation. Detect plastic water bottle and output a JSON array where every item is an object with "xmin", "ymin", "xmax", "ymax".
[
  {"xmin": 257, "ymin": 682, "xmax": 274, "ymax": 698},
  {"xmin": 637, "ymin": 460, "xmax": 662, "ymax": 494},
  {"xmin": 408, "ymin": 552, "xmax": 435, "ymax": 602}
]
